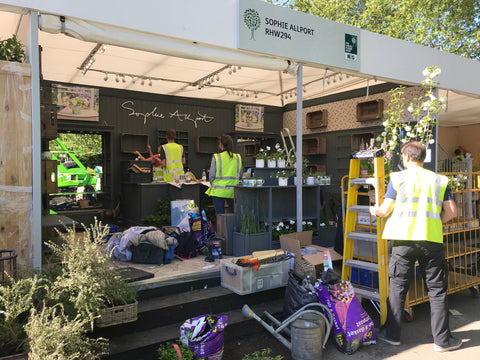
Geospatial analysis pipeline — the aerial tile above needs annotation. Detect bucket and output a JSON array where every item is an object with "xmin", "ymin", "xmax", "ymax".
[{"xmin": 290, "ymin": 312, "xmax": 325, "ymax": 360}]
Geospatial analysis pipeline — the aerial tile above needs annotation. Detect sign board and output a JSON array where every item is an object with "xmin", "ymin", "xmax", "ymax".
[
  {"xmin": 235, "ymin": 104, "xmax": 264, "ymax": 132},
  {"xmin": 52, "ymin": 84, "xmax": 99, "ymax": 122},
  {"xmin": 238, "ymin": 0, "xmax": 360, "ymax": 71}
]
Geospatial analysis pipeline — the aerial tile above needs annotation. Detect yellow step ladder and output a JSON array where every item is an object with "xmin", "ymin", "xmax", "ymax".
[{"xmin": 341, "ymin": 149, "xmax": 389, "ymax": 325}]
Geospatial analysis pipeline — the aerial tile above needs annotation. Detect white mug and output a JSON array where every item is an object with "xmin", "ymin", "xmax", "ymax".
[{"xmin": 255, "ymin": 178, "xmax": 265, "ymax": 186}]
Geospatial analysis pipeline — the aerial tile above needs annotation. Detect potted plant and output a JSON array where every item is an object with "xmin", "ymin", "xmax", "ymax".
[
  {"xmin": 255, "ymin": 147, "xmax": 268, "ymax": 168},
  {"xmin": 272, "ymin": 143, "xmax": 286, "ymax": 168},
  {"xmin": 271, "ymin": 169, "xmax": 294, "ymax": 186},
  {"xmin": 375, "ymin": 66, "xmax": 447, "ymax": 171},
  {"xmin": 233, "ymin": 205, "xmax": 269, "ymax": 256},
  {"xmin": 0, "ymin": 35, "xmax": 26, "ymax": 63},
  {"xmin": 0, "ymin": 219, "xmax": 133, "ymax": 359},
  {"xmin": 0, "ymin": 276, "xmax": 41, "ymax": 359},
  {"xmin": 47, "ymin": 219, "xmax": 138, "ymax": 329},
  {"xmin": 263, "ymin": 145, "xmax": 276, "ymax": 168}
]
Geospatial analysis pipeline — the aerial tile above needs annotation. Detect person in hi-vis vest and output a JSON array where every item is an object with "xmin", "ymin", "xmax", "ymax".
[
  {"xmin": 371, "ymin": 141, "xmax": 461, "ymax": 352},
  {"xmin": 206, "ymin": 134, "xmax": 242, "ymax": 215},
  {"xmin": 159, "ymin": 129, "xmax": 185, "ymax": 182}
]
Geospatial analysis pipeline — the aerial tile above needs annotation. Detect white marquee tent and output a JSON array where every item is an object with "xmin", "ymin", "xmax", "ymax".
[{"xmin": 1, "ymin": 0, "xmax": 479, "ymax": 268}]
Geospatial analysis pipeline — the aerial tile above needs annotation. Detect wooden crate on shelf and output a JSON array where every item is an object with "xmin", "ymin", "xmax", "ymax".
[
  {"xmin": 306, "ymin": 109, "xmax": 328, "ymax": 128},
  {"xmin": 302, "ymin": 137, "xmax": 326, "ymax": 155},
  {"xmin": 356, "ymin": 99, "xmax": 384, "ymax": 122},
  {"xmin": 195, "ymin": 136, "xmax": 218, "ymax": 154},
  {"xmin": 120, "ymin": 133, "xmax": 149, "ymax": 153}
]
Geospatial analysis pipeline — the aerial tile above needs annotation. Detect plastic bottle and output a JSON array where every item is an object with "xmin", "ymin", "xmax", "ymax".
[{"xmin": 202, "ymin": 169, "xmax": 207, "ymax": 181}]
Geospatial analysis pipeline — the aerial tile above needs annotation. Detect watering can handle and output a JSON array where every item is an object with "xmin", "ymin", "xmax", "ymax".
[{"xmin": 225, "ymin": 266, "xmax": 237, "ymax": 276}]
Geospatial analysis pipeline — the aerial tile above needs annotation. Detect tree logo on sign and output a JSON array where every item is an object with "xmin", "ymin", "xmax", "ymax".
[{"xmin": 244, "ymin": 9, "xmax": 261, "ymax": 40}]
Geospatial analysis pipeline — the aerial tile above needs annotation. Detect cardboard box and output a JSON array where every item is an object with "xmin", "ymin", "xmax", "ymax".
[{"xmin": 280, "ymin": 231, "xmax": 342, "ymax": 280}]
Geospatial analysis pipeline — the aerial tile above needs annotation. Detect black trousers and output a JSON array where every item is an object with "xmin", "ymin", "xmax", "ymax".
[{"xmin": 385, "ymin": 240, "xmax": 451, "ymax": 346}]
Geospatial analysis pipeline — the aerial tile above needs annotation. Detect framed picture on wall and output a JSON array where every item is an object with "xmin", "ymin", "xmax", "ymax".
[
  {"xmin": 235, "ymin": 104, "xmax": 264, "ymax": 132},
  {"xmin": 52, "ymin": 84, "xmax": 99, "ymax": 122}
]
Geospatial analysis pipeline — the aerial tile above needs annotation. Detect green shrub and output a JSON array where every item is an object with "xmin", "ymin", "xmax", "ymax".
[
  {"xmin": 157, "ymin": 340, "xmax": 195, "ymax": 360},
  {"xmin": 242, "ymin": 348, "xmax": 283, "ymax": 360}
]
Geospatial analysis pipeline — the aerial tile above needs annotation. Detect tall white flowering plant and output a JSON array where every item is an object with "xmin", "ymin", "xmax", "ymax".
[{"xmin": 377, "ymin": 66, "xmax": 447, "ymax": 166}]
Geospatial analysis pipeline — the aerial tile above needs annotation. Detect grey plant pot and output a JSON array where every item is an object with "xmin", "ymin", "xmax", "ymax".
[{"xmin": 232, "ymin": 231, "xmax": 270, "ymax": 257}]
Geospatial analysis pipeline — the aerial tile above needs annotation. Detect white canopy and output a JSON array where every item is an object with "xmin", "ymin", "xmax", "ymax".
[{"xmin": 1, "ymin": 0, "xmax": 479, "ymax": 126}]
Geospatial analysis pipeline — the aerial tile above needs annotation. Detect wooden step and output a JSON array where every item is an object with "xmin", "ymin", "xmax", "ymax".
[
  {"xmin": 95, "ymin": 283, "xmax": 286, "ymax": 358},
  {"xmin": 101, "ymin": 294, "xmax": 285, "ymax": 358}
]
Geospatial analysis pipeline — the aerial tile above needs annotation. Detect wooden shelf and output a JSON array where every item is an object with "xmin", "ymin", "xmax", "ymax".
[
  {"xmin": 195, "ymin": 136, "xmax": 218, "ymax": 154},
  {"xmin": 351, "ymin": 132, "xmax": 376, "ymax": 152},
  {"xmin": 306, "ymin": 109, "xmax": 328, "ymax": 128},
  {"xmin": 356, "ymin": 99, "xmax": 384, "ymax": 122},
  {"xmin": 120, "ymin": 133, "xmax": 149, "ymax": 153},
  {"xmin": 302, "ymin": 137, "xmax": 326, "ymax": 155}
]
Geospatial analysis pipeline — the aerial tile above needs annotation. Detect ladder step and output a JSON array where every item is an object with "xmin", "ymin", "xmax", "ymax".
[
  {"xmin": 351, "ymin": 177, "xmax": 376, "ymax": 186},
  {"xmin": 345, "ymin": 259, "xmax": 379, "ymax": 272},
  {"xmin": 350, "ymin": 149, "xmax": 384, "ymax": 159},
  {"xmin": 349, "ymin": 205, "xmax": 371, "ymax": 212},
  {"xmin": 351, "ymin": 284, "xmax": 380, "ymax": 302},
  {"xmin": 346, "ymin": 231, "xmax": 378, "ymax": 242}
]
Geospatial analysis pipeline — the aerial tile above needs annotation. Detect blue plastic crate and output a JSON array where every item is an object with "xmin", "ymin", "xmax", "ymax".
[
  {"xmin": 351, "ymin": 267, "xmax": 379, "ymax": 288},
  {"xmin": 164, "ymin": 244, "xmax": 175, "ymax": 264},
  {"xmin": 90, "ymin": 224, "xmax": 120, "ymax": 242}
]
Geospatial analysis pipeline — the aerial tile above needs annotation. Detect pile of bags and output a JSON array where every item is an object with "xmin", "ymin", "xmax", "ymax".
[{"xmin": 284, "ymin": 269, "xmax": 376, "ymax": 354}]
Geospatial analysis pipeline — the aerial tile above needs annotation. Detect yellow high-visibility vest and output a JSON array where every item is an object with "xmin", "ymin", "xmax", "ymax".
[
  {"xmin": 382, "ymin": 167, "xmax": 448, "ymax": 243},
  {"xmin": 162, "ymin": 143, "xmax": 184, "ymax": 182},
  {"xmin": 206, "ymin": 151, "xmax": 241, "ymax": 199}
]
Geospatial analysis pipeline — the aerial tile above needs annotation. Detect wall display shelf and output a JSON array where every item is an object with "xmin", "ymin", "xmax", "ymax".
[
  {"xmin": 351, "ymin": 132, "xmax": 376, "ymax": 152},
  {"xmin": 302, "ymin": 137, "xmax": 327, "ymax": 155},
  {"xmin": 195, "ymin": 136, "xmax": 218, "ymax": 154},
  {"xmin": 229, "ymin": 131, "xmax": 280, "ymax": 172},
  {"xmin": 235, "ymin": 185, "xmax": 321, "ymax": 248},
  {"xmin": 306, "ymin": 109, "xmax": 328, "ymax": 129},
  {"xmin": 356, "ymin": 99, "xmax": 384, "ymax": 122},
  {"xmin": 120, "ymin": 133, "xmax": 149, "ymax": 153}
]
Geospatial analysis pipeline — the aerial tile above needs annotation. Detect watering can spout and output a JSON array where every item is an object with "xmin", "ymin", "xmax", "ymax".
[{"xmin": 241, "ymin": 304, "xmax": 254, "ymax": 319}]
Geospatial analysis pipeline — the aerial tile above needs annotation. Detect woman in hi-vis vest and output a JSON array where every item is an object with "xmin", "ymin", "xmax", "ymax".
[{"xmin": 206, "ymin": 134, "xmax": 242, "ymax": 215}]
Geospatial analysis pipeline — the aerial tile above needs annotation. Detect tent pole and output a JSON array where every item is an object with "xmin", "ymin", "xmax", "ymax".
[{"xmin": 296, "ymin": 65, "xmax": 303, "ymax": 232}]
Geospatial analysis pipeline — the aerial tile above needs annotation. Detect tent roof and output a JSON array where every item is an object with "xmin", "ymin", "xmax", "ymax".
[{"xmin": 1, "ymin": 3, "xmax": 479, "ymax": 127}]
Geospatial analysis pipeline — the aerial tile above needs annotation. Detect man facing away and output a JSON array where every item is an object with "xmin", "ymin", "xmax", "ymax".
[
  {"xmin": 159, "ymin": 129, "xmax": 185, "ymax": 182},
  {"xmin": 371, "ymin": 141, "xmax": 461, "ymax": 352}
]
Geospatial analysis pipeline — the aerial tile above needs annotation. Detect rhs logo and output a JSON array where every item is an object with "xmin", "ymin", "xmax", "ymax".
[{"xmin": 243, "ymin": 8, "xmax": 261, "ymax": 40}]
